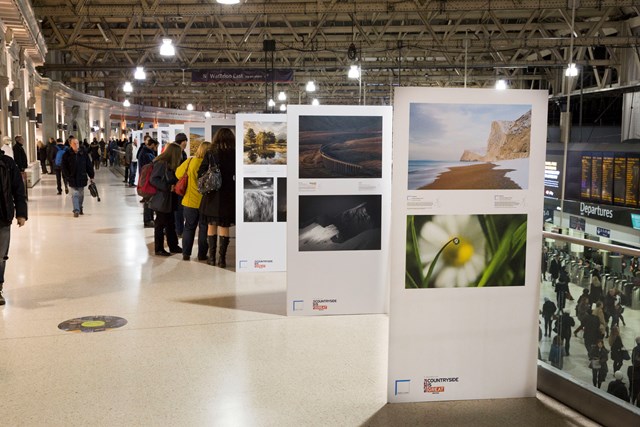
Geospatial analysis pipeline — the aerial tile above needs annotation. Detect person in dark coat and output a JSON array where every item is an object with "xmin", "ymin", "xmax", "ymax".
[
  {"xmin": 557, "ymin": 309, "xmax": 576, "ymax": 356},
  {"xmin": 549, "ymin": 254, "xmax": 560, "ymax": 287},
  {"xmin": 198, "ymin": 128, "xmax": 235, "ymax": 268},
  {"xmin": 555, "ymin": 267, "xmax": 570, "ymax": 311},
  {"xmin": 12, "ymin": 135, "xmax": 28, "ymax": 172},
  {"xmin": 541, "ymin": 297, "xmax": 556, "ymax": 337},
  {"xmin": 46, "ymin": 137, "xmax": 57, "ymax": 174},
  {"xmin": 589, "ymin": 339, "xmax": 609, "ymax": 388},
  {"xmin": 138, "ymin": 138, "xmax": 159, "ymax": 227},
  {"xmin": 37, "ymin": 140, "xmax": 48, "ymax": 174},
  {"xmin": 607, "ymin": 371, "xmax": 630, "ymax": 402},
  {"xmin": 583, "ymin": 308, "xmax": 601, "ymax": 353},
  {"xmin": 149, "ymin": 143, "xmax": 181, "ymax": 256},
  {"xmin": 89, "ymin": 138, "xmax": 100, "ymax": 170},
  {"xmin": 0, "ymin": 149, "xmax": 28, "ymax": 305},
  {"xmin": 61, "ymin": 137, "xmax": 95, "ymax": 217}
]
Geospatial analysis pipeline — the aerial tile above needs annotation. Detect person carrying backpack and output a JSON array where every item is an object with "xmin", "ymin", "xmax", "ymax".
[
  {"xmin": 53, "ymin": 139, "xmax": 69, "ymax": 195},
  {"xmin": 138, "ymin": 138, "xmax": 159, "ymax": 228},
  {"xmin": 0, "ymin": 149, "xmax": 28, "ymax": 305}
]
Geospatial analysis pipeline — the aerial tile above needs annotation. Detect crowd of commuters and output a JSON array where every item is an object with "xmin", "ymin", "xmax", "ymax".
[{"xmin": 541, "ymin": 247, "xmax": 640, "ymax": 407}]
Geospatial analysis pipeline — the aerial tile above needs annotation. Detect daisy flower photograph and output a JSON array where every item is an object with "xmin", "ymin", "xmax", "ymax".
[{"xmin": 405, "ymin": 214, "xmax": 528, "ymax": 289}]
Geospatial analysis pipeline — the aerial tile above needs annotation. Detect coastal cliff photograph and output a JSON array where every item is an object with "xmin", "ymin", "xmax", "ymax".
[
  {"xmin": 299, "ymin": 115, "xmax": 383, "ymax": 179},
  {"xmin": 408, "ymin": 103, "xmax": 532, "ymax": 190},
  {"xmin": 298, "ymin": 195, "xmax": 382, "ymax": 251}
]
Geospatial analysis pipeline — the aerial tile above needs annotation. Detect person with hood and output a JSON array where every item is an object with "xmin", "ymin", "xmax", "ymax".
[
  {"xmin": 607, "ymin": 371, "xmax": 629, "ymax": 402},
  {"xmin": 0, "ymin": 148, "xmax": 28, "ymax": 305},
  {"xmin": 541, "ymin": 297, "xmax": 556, "ymax": 337},
  {"xmin": 61, "ymin": 137, "xmax": 95, "ymax": 217}
]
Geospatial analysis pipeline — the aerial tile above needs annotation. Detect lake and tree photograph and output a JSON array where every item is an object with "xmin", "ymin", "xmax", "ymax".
[
  {"xmin": 244, "ymin": 178, "xmax": 274, "ymax": 222},
  {"xmin": 405, "ymin": 214, "xmax": 528, "ymax": 289},
  {"xmin": 298, "ymin": 194, "xmax": 382, "ymax": 251},
  {"xmin": 408, "ymin": 103, "xmax": 532, "ymax": 190},
  {"xmin": 299, "ymin": 115, "xmax": 383, "ymax": 179},
  {"xmin": 243, "ymin": 121, "xmax": 287, "ymax": 165}
]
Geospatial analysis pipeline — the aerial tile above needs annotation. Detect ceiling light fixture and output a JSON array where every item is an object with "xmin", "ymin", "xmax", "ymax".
[
  {"xmin": 123, "ymin": 81, "xmax": 133, "ymax": 93},
  {"xmin": 495, "ymin": 79, "xmax": 507, "ymax": 90},
  {"xmin": 204, "ymin": 111, "xmax": 211, "ymax": 118},
  {"xmin": 134, "ymin": 66, "xmax": 146, "ymax": 80},
  {"xmin": 348, "ymin": 65, "xmax": 360, "ymax": 79},
  {"xmin": 312, "ymin": 98, "xmax": 319, "ymax": 106},
  {"xmin": 565, "ymin": 63, "xmax": 579, "ymax": 77},
  {"xmin": 280, "ymin": 104, "xmax": 287, "ymax": 112},
  {"xmin": 268, "ymin": 99, "xmax": 276, "ymax": 108},
  {"xmin": 278, "ymin": 91, "xmax": 287, "ymax": 101},
  {"xmin": 186, "ymin": 103, "xmax": 194, "ymax": 111},
  {"xmin": 216, "ymin": 0, "xmax": 240, "ymax": 4},
  {"xmin": 123, "ymin": 99, "xmax": 131, "ymax": 107},
  {"xmin": 306, "ymin": 81, "xmax": 316, "ymax": 92},
  {"xmin": 160, "ymin": 39, "xmax": 175, "ymax": 56}
]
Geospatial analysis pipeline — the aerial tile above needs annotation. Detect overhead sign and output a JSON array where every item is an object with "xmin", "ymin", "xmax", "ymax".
[
  {"xmin": 192, "ymin": 69, "xmax": 294, "ymax": 83},
  {"xmin": 596, "ymin": 227, "xmax": 611, "ymax": 238}
]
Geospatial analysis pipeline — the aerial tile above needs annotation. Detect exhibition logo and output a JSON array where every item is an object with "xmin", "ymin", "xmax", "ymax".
[
  {"xmin": 312, "ymin": 299, "xmax": 337, "ymax": 311},
  {"xmin": 424, "ymin": 376, "xmax": 459, "ymax": 394},
  {"xmin": 254, "ymin": 259, "xmax": 273, "ymax": 269}
]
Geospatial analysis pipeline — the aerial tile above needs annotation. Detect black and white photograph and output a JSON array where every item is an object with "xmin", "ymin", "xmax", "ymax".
[
  {"xmin": 299, "ymin": 195, "xmax": 382, "ymax": 251},
  {"xmin": 244, "ymin": 178, "xmax": 274, "ymax": 222},
  {"xmin": 277, "ymin": 177, "xmax": 287, "ymax": 222}
]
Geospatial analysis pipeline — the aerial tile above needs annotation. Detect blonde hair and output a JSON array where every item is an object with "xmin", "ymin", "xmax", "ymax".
[
  {"xmin": 154, "ymin": 142, "xmax": 182, "ymax": 170},
  {"xmin": 195, "ymin": 141, "xmax": 211, "ymax": 158}
]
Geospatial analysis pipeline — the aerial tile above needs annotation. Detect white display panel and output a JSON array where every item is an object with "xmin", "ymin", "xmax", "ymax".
[
  {"xmin": 235, "ymin": 114, "xmax": 287, "ymax": 272},
  {"xmin": 286, "ymin": 105, "xmax": 393, "ymax": 316},
  {"xmin": 388, "ymin": 88, "xmax": 547, "ymax": 402}
]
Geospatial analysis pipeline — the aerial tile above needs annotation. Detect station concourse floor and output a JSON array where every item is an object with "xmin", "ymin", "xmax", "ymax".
[{"xmin": 0, "ymin": 167, "xmax": 599, "ymax": 426}]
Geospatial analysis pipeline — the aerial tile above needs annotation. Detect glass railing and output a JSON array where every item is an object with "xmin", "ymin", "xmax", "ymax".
[{"xmin": 539, "ymin": 231, "xmax": 640, "ymax": 411}]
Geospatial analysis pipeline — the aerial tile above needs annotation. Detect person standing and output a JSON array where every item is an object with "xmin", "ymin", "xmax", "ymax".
[
  {"xmin": 89, "ymin": 138, "xmax": 100, "ymax": 170},
  {"xmin": 12, "ymin": 135, "xmax": 28, "ymax": 200},
  {"xmin": 149, "ymin": 143, "xmax": 181, "ymax": 256},
  {"xmin": 176, "ymin": 141, "xmax": 211, "ymax": 261},
  {"xmin": 0, "ymin": 148, "xmax": 28, "ymax": 305},
  {"xmin": 588, "ymin": 339, "xmax": 609, "ymax": 388},
  {"xmin": 61, "ymin": 137, "xmax": 95, "ymax": 217},
  {"xmin": 46, "ymin": 137, "xmax": 57, "ymax": 174},
  {"xmin": 549, "ymin": 254, "xmax": 560, "ymax": 287},
  {"xmin": 37, "ymin": 140, "xmax": 48, "ymax": 174},
  {"xmin": 541, "ymin": 297, "xmax": 556, "ymax": 337},
  {"xmin": 2, "ymin": 136, "xmax": 14, "ymax": 158},
  {"xmin": 607, "ymin": 371, "xmax": 630, "ymax": 402},
  {"xmin": 555, "ymin": 266, "xmax": 570, "ymax": 311},
  {"xmin": 173, "ymin": 133, "xmax": 188, "ymax": 238},
  {"xmin": 138, "ymin": 138, "xmax": 158, "ymax": 228},
  {"xmin": 558, "ymin": 308, "xmax": 575, "ymax": 356},
  {"xmin": 198, "ymin": 128, "xmax": 236, "ymax": 268},
  {"xmin": 123, "ymin": 138, "xmax": 132, "ymax": 184},
  {"xmin": 128, "ymin": 138, "xmax": 139, "ymax": 187},
  {"xmin": 609, "ymin": 326, "xmax": 626, "ymax": 373},
  {"xmin": 53, "ymin": 138, "xmax": 69, "ymax": 195}
]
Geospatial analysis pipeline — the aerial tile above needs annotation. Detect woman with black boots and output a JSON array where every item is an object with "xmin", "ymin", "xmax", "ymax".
[
  {"xmin": 198, "ymin": 128, "xmax": 236, "ymax": 268},
  {"xmin": 149, "ymin": 143, "xmax": 182, "ymax": 256}
]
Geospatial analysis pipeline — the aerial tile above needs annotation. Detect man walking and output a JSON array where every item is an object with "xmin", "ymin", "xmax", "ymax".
[
  {"xmin": 12, "ymin": 135, "xmax": 28, "ymax": 200},
  {"xmin": 53, "ymin": 138, "xmax": 69, "ymax": 195},
  {"xmin": 61, "ymin": 137, "xmax": 95, "ymax": 217},
  {"xmin": 0, "ymin": 147, "xmax": 28, "ymax": 305}
]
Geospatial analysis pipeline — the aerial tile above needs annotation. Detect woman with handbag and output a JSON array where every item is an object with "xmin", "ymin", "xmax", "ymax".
[
  {"xmin": 609, "ymin": 326, "xmax": 626, "ymax": 373},
  {"xmin": 149, "ymin": 143, "xmax": 182, "ymax": 256},
  {"xmin": 588, "ymin": 339, "xmax": 609, "ymax": 388},
  {"xmin": 198, "ymin": 128, "xmax": 236, "ymax": 268},
  {"xmin": 175, "ymin": 141, "xmax": 211, "ymax": 261}
]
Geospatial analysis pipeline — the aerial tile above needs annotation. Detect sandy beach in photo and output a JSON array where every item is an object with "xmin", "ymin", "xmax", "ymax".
[{"xmin": 420, "ymin": 162, "xmax": 521, "ymax": 189}]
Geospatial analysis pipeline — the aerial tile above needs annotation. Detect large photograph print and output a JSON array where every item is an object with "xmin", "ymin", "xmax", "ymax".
[
  {"xmin": 299, "ymin": 115, "xmax": 382, "ymax": 179},
  {"xmin": 299, "ymin": 195, "xmax": 382, "ymax": 251},
  {"xmin": 405, "ymin": 214, "xmax": 527, "ymax": 288},
  {"xmin": 408, "ymin": 103, "xmax": 531, "ymax": 190},
  {"xmin": 189, "ymin": 127, "xmax": 205, "ymax": 156},
  {"xmin": 244, "ymin": 178, "xmax": 274, "ymax": 222},
  {"xmin": 243, "ymin": 121, "xmax": 287, "ymax": 165}
]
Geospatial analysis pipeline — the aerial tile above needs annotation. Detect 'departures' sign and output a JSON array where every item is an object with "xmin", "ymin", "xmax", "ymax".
[
  {"xmin": 388, "ymin": 87, "xmax": 548, "ymax": 402},
  {"xmin": 192, "ymin": 69, "xmax": 294, "ymax": 83}
]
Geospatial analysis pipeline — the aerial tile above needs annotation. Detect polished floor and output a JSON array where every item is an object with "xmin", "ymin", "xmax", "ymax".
[{"xmin": 1, "ymin": 167, "xmax": 600, "ymax": 426}]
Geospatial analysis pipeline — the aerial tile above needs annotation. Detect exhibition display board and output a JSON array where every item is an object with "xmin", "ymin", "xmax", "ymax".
[
  {"xmin": 388, "ymin": 88, "xmax": 547, "ymax": 402},
  {"xmin": 286, "ymin": 105, "xmax": 393, "ymax": 315},
  {"xmin": 235, "ymin": 114, "xmax": 288, "ymax": 271},
  {"xmin": 184, "ymin": 119, "xmax": 235, "ymax": 156}
]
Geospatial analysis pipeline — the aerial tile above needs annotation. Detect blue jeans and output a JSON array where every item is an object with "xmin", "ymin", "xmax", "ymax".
[
  {"xmin": 0, "ymin": 226, "xmax": 10, "ymax": 284},
  {"xmin": 129, "ymin": 162, "xmax": 137, "ymax": 186},
  {"xmin": 182, "ymin": 206, "xmax": 208, "ymax": 258},
  {"xmin": 71, "ymin": 186, "xmax": 85, "ymax": 213}
]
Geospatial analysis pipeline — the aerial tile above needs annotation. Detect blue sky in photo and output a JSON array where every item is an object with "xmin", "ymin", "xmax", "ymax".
[{"xmin": 409, "ymin": 103, "xmax": 531, "ymax": 161}]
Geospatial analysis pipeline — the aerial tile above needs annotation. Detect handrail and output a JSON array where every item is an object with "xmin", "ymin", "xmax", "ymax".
[{"xmin": 543, "ymin": 231, "xmax": 640, "ymax": 258}]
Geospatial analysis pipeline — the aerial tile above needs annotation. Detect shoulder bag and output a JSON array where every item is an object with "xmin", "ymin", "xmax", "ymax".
[
  {"xmin": 174, "ymin": 158, "xmax": 191, "ymax": 196},
  {"xmin": 197, "ymin": 153, "xmax": 222, "ymax": 194}
]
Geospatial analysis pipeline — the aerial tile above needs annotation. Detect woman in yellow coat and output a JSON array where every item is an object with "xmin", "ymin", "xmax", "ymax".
[{"xmin": 175, "ymin": 141, "xmax": 211, "ymax": 261}]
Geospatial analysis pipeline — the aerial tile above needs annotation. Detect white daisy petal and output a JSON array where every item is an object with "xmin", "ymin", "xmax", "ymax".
[{"xmin": 435, "ymin": 267, "xmax": 457, "ymax": 288}]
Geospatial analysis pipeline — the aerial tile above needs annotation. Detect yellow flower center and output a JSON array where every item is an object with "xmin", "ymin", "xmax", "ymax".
[{"xmin": 442, "ymin": 238, "xmax": 474, "ymax": 267}]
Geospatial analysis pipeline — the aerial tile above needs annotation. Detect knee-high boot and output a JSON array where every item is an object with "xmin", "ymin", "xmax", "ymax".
[
  {"xmin": 218, "ymin": 236, "xmax": 230, "ymax": 268},
  {"xmin": 207, "ymin": 235, "xmax": 217, "ymax": 266}
]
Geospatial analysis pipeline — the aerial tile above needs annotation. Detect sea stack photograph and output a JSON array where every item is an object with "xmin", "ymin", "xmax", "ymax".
[{"xmin": 408, "ymin": 103, "xmax": 532, "ymax": 190}]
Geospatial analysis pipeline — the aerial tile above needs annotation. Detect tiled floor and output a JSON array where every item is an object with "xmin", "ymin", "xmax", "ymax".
[{"xmin": 0, "ymin": 168, "xmax": 602, "ymax": 426}]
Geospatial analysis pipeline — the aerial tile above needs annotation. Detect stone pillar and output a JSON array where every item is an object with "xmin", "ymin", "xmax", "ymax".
[{"xmin": 0, "ymin": 76, "xmax": 9, "ymax": 143}]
